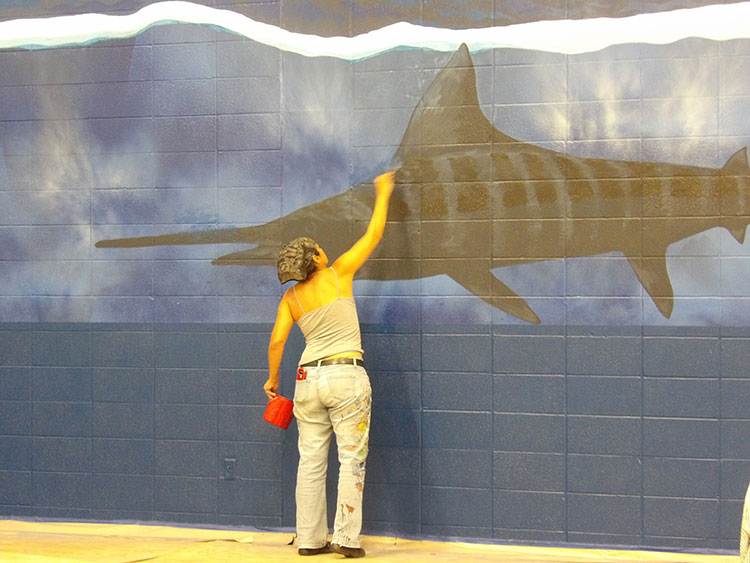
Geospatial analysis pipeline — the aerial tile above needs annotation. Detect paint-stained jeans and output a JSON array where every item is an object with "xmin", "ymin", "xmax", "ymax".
[{"xmin": 293, "ymin": 364, "xmax": 371, "ymax": 549}]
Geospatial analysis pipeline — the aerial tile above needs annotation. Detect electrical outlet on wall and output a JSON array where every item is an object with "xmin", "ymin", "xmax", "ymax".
[{"xmin": 223, "ymin": 458, "xmax": 236, "ymax": 480}]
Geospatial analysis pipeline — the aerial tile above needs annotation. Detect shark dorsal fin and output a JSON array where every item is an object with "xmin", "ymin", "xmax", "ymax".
[
  {"xmin": 722, "ymin": 147, "xmax": 749, "ymax": 173},
  {"xmin": 394, "ymin": 44, "xmax": 513, "ymax": 159},
  {"xmin": 417, "ymin": 43, "xmax": 480, "ymax": 110}
]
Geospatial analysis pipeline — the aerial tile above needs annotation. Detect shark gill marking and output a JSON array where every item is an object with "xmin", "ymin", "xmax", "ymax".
[{"xmin": 96, "ymin": 43, "xmax": 750, "ymax": 324}]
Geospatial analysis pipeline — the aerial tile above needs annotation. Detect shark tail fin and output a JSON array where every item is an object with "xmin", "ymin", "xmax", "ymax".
[{"xmin": 720, "ymin": 148, "xmax": 750, "ymax": 244}]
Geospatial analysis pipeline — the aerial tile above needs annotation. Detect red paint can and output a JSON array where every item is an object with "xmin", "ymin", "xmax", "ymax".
[{"xmin": 263, "ymin": 394, "xmax": 294, "ymax": 429}]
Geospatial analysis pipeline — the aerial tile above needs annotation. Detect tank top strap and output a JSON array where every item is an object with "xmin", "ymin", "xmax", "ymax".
[
  {"xmin": 292, "ymin": 284, "xmax": 305, "ymax": 314},
  {"xmin": 330, "ymin": 266, "xmax": 340, "ymax": 298}
]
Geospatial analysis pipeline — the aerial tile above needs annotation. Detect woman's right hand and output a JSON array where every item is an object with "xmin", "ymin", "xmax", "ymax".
[
  {"xmin": 332, "ymin": 170, "xmax": 396, "ymax": 278},
  {"xmin": 374, "ymin": 171, "xmax": 395, "ymax": 198}
]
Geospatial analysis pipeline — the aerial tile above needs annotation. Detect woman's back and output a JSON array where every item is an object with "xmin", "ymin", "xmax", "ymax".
[
  {"xmin": 266, "ymin": 171, "xmax": 395, "ymax": 397},
  {"xmin": 288, "ymin": 267, "xmax": 352, "ymax": 322},
  {"xmin": 290, "ymin": 267, "xmax": 363, "ymax": 365}
]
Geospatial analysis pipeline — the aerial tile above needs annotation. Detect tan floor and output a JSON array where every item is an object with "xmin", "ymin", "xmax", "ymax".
[{"xmin": 0, "ymin": 519, "xmax": 739, "ymax": 563}]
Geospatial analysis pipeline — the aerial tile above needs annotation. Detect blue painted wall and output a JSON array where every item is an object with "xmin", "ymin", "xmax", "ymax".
[
  {"xmin": 3, "ymin": 322, "xmax": 750, "ymax": 549},
  {"xmin": 1, "ymin": 0, "xmax": 750, "ymax": 553}
]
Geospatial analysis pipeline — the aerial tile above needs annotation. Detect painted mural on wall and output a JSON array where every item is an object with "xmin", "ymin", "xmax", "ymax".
[
  {"xmin": 2, "ymin": 1, "xmax": 750, "ymax": 325},
  {"xmin": 96, "ymin": 42, "xmax": 750, "ymax": 325}
]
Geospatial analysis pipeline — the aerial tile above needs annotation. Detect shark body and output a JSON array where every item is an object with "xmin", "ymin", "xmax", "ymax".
[{"xmin": 97, "ymin": 44, "xmax": 750, "ymax": 324}]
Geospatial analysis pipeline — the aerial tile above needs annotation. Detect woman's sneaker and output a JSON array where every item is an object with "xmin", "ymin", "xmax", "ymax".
[
  {"xmin": 330, "ymin": 543, "xmax": 365, "ymax": 558},
  {"xmin": 298, "ymin": 541, "xmax": 331, "ymax": 556}
]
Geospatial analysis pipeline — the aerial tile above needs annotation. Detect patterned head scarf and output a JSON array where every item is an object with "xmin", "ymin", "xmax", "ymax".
[{"xmin": 277, "ymin": 237, "xmax": 319, "ymax": 284}]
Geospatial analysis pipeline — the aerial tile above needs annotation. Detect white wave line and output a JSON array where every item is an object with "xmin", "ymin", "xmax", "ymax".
[{"xmin": 1, "ymin": 0, "xmax": 749, "ymax": 59}]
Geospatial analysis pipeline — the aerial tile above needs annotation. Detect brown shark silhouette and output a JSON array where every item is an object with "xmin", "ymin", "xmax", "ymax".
[{"xmin": 96, "ymin": 44, "xmax": 750, "ymax": 324}]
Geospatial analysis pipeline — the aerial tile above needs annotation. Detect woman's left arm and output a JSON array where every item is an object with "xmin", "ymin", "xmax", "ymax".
[{"xmin": 265, "ymin": 295, "xmax": 294, "ymax": 399}]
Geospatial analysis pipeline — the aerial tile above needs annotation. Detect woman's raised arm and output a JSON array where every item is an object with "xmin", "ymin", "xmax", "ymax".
[{"xmin": 332, "ymin": 171, "xmax": 396, "ymax": 278}]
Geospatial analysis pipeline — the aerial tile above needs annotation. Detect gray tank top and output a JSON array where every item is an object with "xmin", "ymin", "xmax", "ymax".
[{"xmin": 294, "ymin": 267, "xmax": 364, "ymax": 366}]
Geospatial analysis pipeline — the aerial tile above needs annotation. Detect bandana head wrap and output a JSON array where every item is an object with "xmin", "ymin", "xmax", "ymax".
[{"xmin": 277, "ymin": 237, "xmax": 319, "ymax": 283}]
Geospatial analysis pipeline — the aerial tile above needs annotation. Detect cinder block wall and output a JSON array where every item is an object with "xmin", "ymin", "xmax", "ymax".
[
  {"xmin": 1, "ymin": 0, "xmax": 750, "ymax": 554},
  {"xmin": 3, "ymin": 323, "xmax": 750, "ymax": 549}
]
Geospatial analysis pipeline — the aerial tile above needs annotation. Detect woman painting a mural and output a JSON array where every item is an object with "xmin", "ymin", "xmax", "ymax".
[{"xmin": 264, "ymin": 171, "xmax": 396, "ymax": 558}]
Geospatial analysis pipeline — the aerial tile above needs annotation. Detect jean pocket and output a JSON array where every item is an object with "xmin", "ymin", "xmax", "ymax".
[
  {"xmin": 325, "ymin": 369, "xmax": 369, "ymax": 403},
  {"xmin": 293, "ymin": 379, "xmax": 310, "ymax": 403}
]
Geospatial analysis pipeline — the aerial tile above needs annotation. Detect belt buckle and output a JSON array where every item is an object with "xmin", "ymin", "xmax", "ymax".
[{"xmin": 297, "ymin": 367, "xmax": 307, "ymax": 381}]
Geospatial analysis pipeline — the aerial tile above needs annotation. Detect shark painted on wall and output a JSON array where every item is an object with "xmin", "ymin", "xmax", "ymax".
[{"xmin": 96, "ymin": 43, "xmax": 750, "ymax": 324}]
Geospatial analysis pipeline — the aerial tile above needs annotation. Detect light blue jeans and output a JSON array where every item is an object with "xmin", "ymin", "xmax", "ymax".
[{"xmin": 293, "ymin": 363, "xmax": 372, "ymax": 549}]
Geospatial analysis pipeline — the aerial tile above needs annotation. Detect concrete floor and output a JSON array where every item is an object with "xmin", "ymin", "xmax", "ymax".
[{"xmin": 0, "ymin": 520, "xmax": 739, "ymax": 563}]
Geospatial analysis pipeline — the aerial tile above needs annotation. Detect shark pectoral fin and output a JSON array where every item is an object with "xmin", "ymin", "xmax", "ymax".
[
  {"xmin": 488, "ymin": 275, "xmax": 542, "ymax": 324},
  {"xmin": 449, "ymin": 269, "xmax": 541, "ymax": 324},
  {"xmin": 625, "ymin": 255, "xmax": 674, "ymax": 318},
  {"xmin": 489, "ymin": 276, "xmax": 542, "ymax": 324}
]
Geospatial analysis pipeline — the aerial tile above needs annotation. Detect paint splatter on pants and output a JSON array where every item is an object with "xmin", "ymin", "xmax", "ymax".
[{"xmin": 293, "ymin": 364, "xmax": 371, "ymax": 549}]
